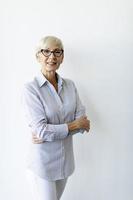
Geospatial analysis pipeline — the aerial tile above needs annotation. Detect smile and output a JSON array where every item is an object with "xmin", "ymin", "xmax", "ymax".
[{"xmin": 47, "ymin": 62, "xmax": 57, "ymax": 65}]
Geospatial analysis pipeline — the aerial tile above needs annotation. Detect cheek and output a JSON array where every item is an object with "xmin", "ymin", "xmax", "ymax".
[
  {"xmin": 57, "ymin": 60, "xmax": 63, "ymax": 66},
  {"xmin": 59, "ymin": 57, "xmax": 64, "ymax": 64},
  {"xmin": 41, "ymin": 57, "xmax": 47, "ymax": 64}
]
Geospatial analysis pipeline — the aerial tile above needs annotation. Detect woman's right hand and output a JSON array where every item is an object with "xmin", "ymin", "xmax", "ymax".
[{"xmin": 67, "ymin": 116, "xmax": 90, "ymax": 133}]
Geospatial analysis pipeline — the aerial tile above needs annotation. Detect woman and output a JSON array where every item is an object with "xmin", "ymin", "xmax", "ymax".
[{"xmin": 22, "ymin": 36, "xmax": 90, "ymax": 200}]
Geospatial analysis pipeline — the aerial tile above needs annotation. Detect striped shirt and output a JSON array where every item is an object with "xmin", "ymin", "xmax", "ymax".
[{"xmin": 22, "ymin": 70, "xmax": 86, "ymax": 180}]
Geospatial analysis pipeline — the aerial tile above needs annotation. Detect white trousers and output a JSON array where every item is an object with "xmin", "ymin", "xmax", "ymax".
[{"xmin": 26, "ymin": 169, "xmax": 68, "ymax": 200}]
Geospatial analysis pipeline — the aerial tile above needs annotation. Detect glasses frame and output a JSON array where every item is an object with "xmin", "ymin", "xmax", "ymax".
[{"xmin": 40, "ymin": 49, "xmax": 64, "ymax": 57}]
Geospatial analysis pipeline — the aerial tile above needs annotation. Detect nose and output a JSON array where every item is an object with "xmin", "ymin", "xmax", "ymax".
[{"xmin": 49, "ymin": 52, "xmax": 56, "ymax": 58}]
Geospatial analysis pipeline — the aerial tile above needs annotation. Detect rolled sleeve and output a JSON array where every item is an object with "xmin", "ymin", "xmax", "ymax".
[
  {"xmin": 73, "ymin": 83, "xmax": 86, "ymax": 119},
  {"xmin": 72, "ymin": 81, "xmax": 86, "ymax": 134},
  {"xmin": 22, "ymin": 84, "xmax": 69, "ymax": 141},
  {"xmin": 43, "ymin": 123, "xmax": 68, "ymax": 140}
]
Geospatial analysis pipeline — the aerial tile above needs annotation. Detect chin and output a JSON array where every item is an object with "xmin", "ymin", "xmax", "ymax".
[
  {"xmin": 46, "ymin": 67, "xmax": 58, "ymax": 72},
  {"xmin": 47, "ymin": 65, "xmax": 59, "ymax": 71}
]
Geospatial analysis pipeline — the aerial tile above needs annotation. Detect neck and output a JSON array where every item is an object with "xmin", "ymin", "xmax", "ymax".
[{"xmin": 41, "ymin": 69, "xmax": 57, "ymax": 84}]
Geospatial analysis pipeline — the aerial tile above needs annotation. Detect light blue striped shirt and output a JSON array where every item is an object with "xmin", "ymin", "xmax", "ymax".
[{"xmin": 22, "ymin": 71, "xmax": 86, "ymax": 181}]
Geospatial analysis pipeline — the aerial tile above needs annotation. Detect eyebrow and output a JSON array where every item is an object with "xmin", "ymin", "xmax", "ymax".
[{"xmin": 44, "ymin": 48, "xmax": 62, "ymax": 51}]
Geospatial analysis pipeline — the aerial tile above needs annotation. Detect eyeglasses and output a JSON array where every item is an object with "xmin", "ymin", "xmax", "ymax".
[{"xmin": 40, "ymin": 49, "xmax": 64, "ymax": 57}]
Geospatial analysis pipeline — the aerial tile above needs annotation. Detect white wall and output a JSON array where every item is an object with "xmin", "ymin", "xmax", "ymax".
[{"xmin": 1, "ymin": 0, "xmax": 133, "ymax": 199}]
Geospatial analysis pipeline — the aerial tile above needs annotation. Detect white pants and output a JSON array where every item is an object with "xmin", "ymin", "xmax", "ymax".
[{"xmin": 26, "ymin": 169, "xmax": 68, "ymax": 200}]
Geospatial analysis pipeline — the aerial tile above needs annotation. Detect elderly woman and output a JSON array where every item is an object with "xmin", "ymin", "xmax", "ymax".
[{"xmin": 22, "ymin": 36, "xmax": 90, "ymax": 200}]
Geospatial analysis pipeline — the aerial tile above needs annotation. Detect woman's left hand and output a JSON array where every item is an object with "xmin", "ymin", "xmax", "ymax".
[{"xmin": 32, "ymin": 133, "xmax": 45, "ymax": 144}]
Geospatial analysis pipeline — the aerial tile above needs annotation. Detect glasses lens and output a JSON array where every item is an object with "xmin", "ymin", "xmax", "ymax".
[
  {"xmin": 54, "ymin": 50, "xmax": 63, "ymax": 57},
  {"xmin": 41, "ymin": 49, "xmax": 63, "ymax": 57},
  {"xmin": 41, "ymin": 49, "xmax": 51, "ymax": 57}
]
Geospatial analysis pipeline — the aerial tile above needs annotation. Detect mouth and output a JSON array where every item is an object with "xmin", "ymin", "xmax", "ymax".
[{"xmin": 47, "ymin": 62, "xmax": 57, "ymax": 65}]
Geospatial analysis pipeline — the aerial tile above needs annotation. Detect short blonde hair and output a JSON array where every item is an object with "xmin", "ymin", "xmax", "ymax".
[{"xmin": 35, "ymin": 36, "xmax": 64, "ymax": 55}]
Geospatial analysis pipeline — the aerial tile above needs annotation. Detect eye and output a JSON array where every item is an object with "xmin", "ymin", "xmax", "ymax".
[
  {"xmin": 43, "ymin": 49, "xmax": 50, "ymax": 54},
  {"xmin": 54, "ymin": 50, "xmax": 63, "ymax": 56},
  {"xmin": 41, "ymin": 49, "xmax": 51, "ymax": 56},
  {"xmin": 55, "ymin": 50, "xmax": 61, "ymax": 53}
]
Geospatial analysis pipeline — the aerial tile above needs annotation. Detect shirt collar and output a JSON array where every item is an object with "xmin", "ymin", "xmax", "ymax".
[{"xmin": 35, "ymin": 70, "xmax": 63, "ymax": 88}]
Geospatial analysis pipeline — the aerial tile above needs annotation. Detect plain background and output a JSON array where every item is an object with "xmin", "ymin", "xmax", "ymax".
[{"xmin": 0, "ymin": 0, "xmax": 133, "ymax": 199}]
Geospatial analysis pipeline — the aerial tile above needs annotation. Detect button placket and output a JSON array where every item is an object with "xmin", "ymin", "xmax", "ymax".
[
  {"xmin": 48, "ymin": 83, "xmax": 63, "ymax": 106},
  {"xmin": 61, "ymin": 140, "xmax": 66, "ymax": 177},
  {"xmin": 48, "ymin": 82, "xmax": 66, "ymax": 124},
  {"xmin": 48, "ymin": 82, "xmax": 66, "ymax": 177}
]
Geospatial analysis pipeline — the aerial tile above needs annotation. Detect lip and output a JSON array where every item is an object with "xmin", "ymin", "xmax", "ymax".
[{"xmin": 47, "ymin": 62, "xmax": 57, "ymax": 65}]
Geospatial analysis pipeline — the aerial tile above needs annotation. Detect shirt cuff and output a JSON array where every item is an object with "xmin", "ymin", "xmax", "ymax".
[{"xmin": 53, "ymin": 123, "xmax": 69, "ymax": 140}]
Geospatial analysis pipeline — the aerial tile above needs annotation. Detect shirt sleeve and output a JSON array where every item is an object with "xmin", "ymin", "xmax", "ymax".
[
  {"xmin": 69, "ymin": 81, "xmax": 86, "ymax": 135},
  {"xmin": 21, "ymin": 84, "xmax": 69, "ymax": 142},
  {"xmin": 73, "ymin": 82, "xmax": 86, "ymax": 119}
]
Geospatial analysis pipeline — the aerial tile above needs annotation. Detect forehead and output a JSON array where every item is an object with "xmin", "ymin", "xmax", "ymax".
[{"xmin": 42, "ymin": 41, "xmax": 61, "ymax": 50}]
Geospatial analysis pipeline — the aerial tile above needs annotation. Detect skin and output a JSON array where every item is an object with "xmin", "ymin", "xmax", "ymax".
[
  {"xmin": 36, "ymin": 42, "xmax": 64, "ymax": 92},
  {"xmin": 32, "ymin": 41, "xmax": 90, "ymax": 144}
]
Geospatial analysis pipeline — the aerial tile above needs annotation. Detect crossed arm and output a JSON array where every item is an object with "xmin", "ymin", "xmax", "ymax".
[
  {"xmin": 22, "ymin": 82, "xmax": 90, "ymax": 144},
  {"xmin": 32, "ymin": 116, "xmax": 90, "ymax": 143}
]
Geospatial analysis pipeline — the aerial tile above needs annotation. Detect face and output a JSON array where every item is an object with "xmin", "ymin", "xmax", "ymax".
[{"xmin": 36, "ymin": 42, "xmax": 64, "ymax": 73}]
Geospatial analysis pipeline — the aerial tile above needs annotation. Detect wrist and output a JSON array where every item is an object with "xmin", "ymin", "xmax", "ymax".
[{"xmin": 67, "ymin": 121, "xmax": 79, "ymax": 132}]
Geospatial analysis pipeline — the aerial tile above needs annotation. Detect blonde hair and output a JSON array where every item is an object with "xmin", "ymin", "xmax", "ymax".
[{"xmin": 35, "ymin": 35, "xmax": 64, "ymax": 55}]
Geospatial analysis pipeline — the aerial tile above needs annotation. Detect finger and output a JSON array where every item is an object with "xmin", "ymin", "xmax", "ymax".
[
  {"xmin": 87, "ymin": 119, "xmax": 90, "ymax": 123},
  {"xmin": 85, "ymin": 126, "xmax": 90, "ymax": 132},
  {"xmin": 33, "ymin": 141, "xmax": 42, "ymax": 144},
  {"xmin": 84, "ymin": 116, "xmax": 87, "ymax": 119},
  {"xmin": 32, "ymin": 136, "xmax": 38, "ymax": 140},
  {"xmin": 83, "ymin": 116, "xmax": 87, "ymax": 118},
  {"xmin": 32, "ymin": 140, "xmax": 44, "ymax": 144},
  {"xmin": 81, "ymin": 116, "xmax": 86, "ymax": 119},
  {"xmin": 32, "ymin": 137, "xmax": 38, "ymax": 141},
  {"xmin": 36, "ymin": 141, "xmax": 44, "ymax": 144},
  {"xmin": 32, "ymin": 137, "xmax": 43, "ymax": 142},
  {"xmin": 32, "ymin": 135, "xmax": 38, "ymax": 138},
  {"xmin": 33, "ymin": 139, "xmax": 44, "ymax": 142},
  {"xmin": 86, "ymin": 129, "xmax": 90, "ymax": 133},
  {"xmin": 32, "ymin": 135, "xmax": 41, "ymax": 140}
]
